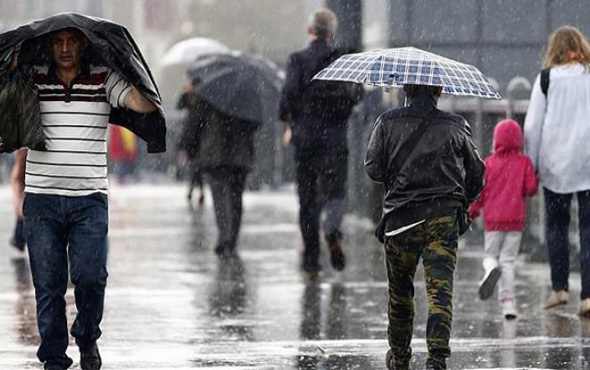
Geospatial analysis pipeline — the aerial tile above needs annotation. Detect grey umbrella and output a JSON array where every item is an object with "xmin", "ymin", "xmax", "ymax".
[
  {"xmin": 187, "ymin": 51, "xmax": 283, "ymax": 125},
  {"xmin": 158, "ymin": 37, "xmax": 229, "ymax": 110}
]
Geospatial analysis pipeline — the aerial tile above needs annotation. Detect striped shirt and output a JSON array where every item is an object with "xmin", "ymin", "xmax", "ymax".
[{"xmin": 25, "ymin": 65, "xmax": 132, "ymax": 196}]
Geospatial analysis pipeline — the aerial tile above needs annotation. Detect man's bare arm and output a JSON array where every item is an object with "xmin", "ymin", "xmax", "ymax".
[
  {"xmin": 9, "ymin": 51, "xmax": 19, "ymax": 72},
  {"xmin": 124, "ymin": 87, "xmax": 157, "ymax": 114},
  {"xmin": 11, "ymin": 149, "xmax": 27, "ymax": 219}
]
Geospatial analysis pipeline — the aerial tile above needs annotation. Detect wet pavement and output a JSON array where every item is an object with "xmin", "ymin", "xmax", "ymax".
[{"xmin": 1, "ymin": 183, "xmax": 590, "ymax": 369}]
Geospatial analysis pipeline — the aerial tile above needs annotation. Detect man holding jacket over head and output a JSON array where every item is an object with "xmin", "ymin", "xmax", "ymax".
[
  {"xmin": 365, "ymin": 84, "xmax": 484, "ymax": 370},
  {"xmin": 11, "ymin": 27, "xmax": 157, "ymax": 370},
  {"xmin": 279, "ymin": 9, "xmax": 363, "ymax": 279}
]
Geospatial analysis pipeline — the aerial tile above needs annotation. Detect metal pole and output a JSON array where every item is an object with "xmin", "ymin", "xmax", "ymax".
[
  {"xmin": 325, "ymin": 0, "xmax": 363, "ymax": 53},
  {"xmin": 325, "ymin": 0, "xmax": 364, "ymax": 214}
]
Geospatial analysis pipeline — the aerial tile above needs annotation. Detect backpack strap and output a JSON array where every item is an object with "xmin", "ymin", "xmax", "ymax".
[{"xmin": 540, "ymin": 68, "xmax": 550, "ymax": 97}]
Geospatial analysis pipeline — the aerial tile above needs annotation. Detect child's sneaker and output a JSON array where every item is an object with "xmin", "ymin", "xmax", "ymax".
[
  {"xmin": 501, "ymin": 298, "xmax": 518, "ymax": 320},
  {"xmin": 478, "ymin": 265, "xmax": 501, "ymax": 300}
]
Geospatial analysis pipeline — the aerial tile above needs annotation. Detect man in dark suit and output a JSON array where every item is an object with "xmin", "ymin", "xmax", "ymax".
[{"xmin": 279, "ymin": 9, "xmax": 363, "ymax": 278}]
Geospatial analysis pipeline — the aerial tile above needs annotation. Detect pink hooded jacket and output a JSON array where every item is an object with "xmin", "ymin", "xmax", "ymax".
[{"xmin": 469, "ymin": 119, "xmax": 538, "ymax": 231}]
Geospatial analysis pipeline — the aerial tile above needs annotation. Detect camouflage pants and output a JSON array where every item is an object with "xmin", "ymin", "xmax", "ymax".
[{"xmin": 384, "ymin": 214, "xmax": 459, "ymax": 369}]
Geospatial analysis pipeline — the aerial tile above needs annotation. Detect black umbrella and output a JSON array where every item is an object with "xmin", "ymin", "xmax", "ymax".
[
  {"xmin": 187, "ymin": 52, "xmax": 283, "ymax": 125},
  {"xmin": 0, "ymin": 12, "xmax": 166, "ymax": 153}
]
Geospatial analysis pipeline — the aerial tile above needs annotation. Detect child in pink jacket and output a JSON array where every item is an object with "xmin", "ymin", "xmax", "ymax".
[{"xmin": 470, "ymin": 119, "xmax": 538, "ymax": 319}]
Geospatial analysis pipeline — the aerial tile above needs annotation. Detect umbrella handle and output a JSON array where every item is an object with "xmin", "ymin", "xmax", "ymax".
[{"xmin": 385, "ymin": 73, "xmax": 397, "ymax": 93}]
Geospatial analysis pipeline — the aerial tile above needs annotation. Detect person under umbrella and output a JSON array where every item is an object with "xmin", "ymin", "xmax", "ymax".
[
  {"xmin": 0, "ymin": 13, "xmax": 165, "ymax": 370},
  {"xmin": 316, "ymin": 46, "xmax": 493, "ymax": 370},
  {"xmin": 186, "ymin": 51, "xmax": 282, "ymax": 257},
  {"xmin": 279, "ymin": 9, "xmax": 364, "ymax": 279},
  {"xmin": 176, "ymin": 81, "xmax": 206, "ymax": 205},
  {"xmin": 160, "ymin": 38, "xmax": 229, "ymax": 205}
]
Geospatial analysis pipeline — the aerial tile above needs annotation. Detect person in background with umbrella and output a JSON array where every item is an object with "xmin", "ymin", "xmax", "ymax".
[
  {"xmin": 186, "ymin": 51, "xmax": 280, "ymax": 257},
  {"xmin": 4, "ymin": 15, "xmax": 163, "ymax": 370},
  {"xmin": 279, "ymin": 9, "xmax": 363, "ymax": 279},
  {"xmin": 177, "ymin": 80, "xmax": 206, "ymax": 205},
  {"xmin": 185, "ymin": 83, "xmax": 257, "ymax": 257},
  {"xmin": 315, "ymin": 47, "xmax": 493, "ymax": 369}
]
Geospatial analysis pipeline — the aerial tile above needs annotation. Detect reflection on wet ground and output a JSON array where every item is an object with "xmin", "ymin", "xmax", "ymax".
[{"xmin": 1, "ymin": 184, "xmax": 590, "ymax": 369}]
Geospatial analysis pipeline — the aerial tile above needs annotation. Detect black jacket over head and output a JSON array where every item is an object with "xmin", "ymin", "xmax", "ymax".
[
  {"xmin": 279, "ymin": 40, "xmax": 363, "ymax": 150},
  {"xmin": 365, "ymin": 94, "xmax": 485, "ymax": 241},
  {"xmin": 0, "ymin": 12, "xmax": 166, "ymax": 153}
]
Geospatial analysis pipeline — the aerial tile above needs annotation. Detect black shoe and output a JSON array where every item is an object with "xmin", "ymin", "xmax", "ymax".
[
  {"xmin": 478, "ymin": 266, "xmax": 501, "ymax": 300},
  {"xmin": 425, "ymin": 358, "xmax": 446, "ymax": 370},
  {"xmin": 80, "ymin": 343, "xmax": 102, "ymax": 370},
  {"xmin": 326, "ymin": 232, "xmax": 346, "ymax": 271},
  {"xmin": 215, "ymin": 241, "xmax": 237, "ymax": 259},
  {"xmin": 45, "ymin": 365, "xmax": 68, "ymax": 370},
  {"xmin": 386, "ymin": 350, "xmax": 395, "ymax": 370},
  {"xmin": 386, "ymin": 349, "xmax": 410, "ymax": 370},
  {"xmin": 300, "ymin": 260, "xmax": 321, "ymax": 282},
  {"xmin": 301, "ymin": 268, "xmax": 320, "ymax": 282},
  {"xmin": 44, "ymin": 356, "xmax": 73, "ymax": 370}
]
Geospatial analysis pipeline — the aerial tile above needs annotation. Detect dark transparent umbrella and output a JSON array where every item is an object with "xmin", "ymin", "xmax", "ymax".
[{"xmin": 187, "ymin": 51, "xmax": 283, "ymax": 125}]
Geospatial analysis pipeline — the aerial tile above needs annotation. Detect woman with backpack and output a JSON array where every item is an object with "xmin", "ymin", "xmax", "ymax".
[{"xmin": 524, "ymin": 25, "xmax": 590, "ymax": 316}]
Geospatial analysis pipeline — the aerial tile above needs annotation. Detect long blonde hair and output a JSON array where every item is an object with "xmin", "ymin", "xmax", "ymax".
[{"xmin": 543, "ymin": 26, "xmax": 590, "ymax": 68}]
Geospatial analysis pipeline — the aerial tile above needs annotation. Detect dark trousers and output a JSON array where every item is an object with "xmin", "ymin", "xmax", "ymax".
[
  {"xmin": 23, "ymin": 192, "xmax": 109, "ymax": 365},
  {"xmin": 544, "ymin": 188, "xmax": 590, "ymax": 298},
  {"xmin": 189, "ymin": 168, "xmax": 204, "ymax": 191},
  {"xmin": 294, "ymin": 147, "xmax": 348, "ymax": 270},
  {"xmin": 384, "ymin": 214, "xmax": 458, "ymax": 369},
  {"xmin": 208, "ymin": 166, "xmax": 248, "ymax": 249}
]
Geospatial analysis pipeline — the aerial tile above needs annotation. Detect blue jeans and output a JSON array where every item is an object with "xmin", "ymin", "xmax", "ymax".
[
  {"xmin": 544, "ymin": 188, "xmax": 590, "ymax": 299},
  {"xmin": 23, "ymin": 192, "xmax": 109, "ymax": 365}
]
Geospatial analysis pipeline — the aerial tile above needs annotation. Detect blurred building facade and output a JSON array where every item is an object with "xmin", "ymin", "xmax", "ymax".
[{"xmin": 386, "ymin": 0, "xmax": 590, "ymax": 95}]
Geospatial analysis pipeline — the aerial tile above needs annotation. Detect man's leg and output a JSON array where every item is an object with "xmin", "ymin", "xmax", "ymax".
[
  {"xmin": 479, "ymin": 231, "xmax": 503, "ymax": 300},
  {"xmin": 544, "ymin": 188, "xmax": 572, "ymax": 292},
  {"xmin": 295, "ymin": 150, "xmax": 321, "ymax": 272},
  {"xmin": 421, "ymin": 214, "xmax": 459, "ymax": 370},
  {"xmin": 228, "ymin": 168, "xmax": 248, "ymax": 251},
  {"xmin": 498, "ymin": 232, "xmax": 523, "ymax": 302},
  {"xmin": 24, "ymin": 193, "xmax": 73, "ymax": 368},
  {"xmin": 208, "ymin": 168, "xmax": 234, "ymax": 254},
  {"xmin": 67, "ymin": 194, "xmax": 109, "ymax": 349},
  {"xmin": 195, "ymin": 167, "xmax": 205, "ymax": 205},
  {"xmin": 319, "ymin": 149, "xmax": 348, "ymax": 270},
  {"xmin": 384, "ymin": 234, "xmax": 422, "ymax": 369}
]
